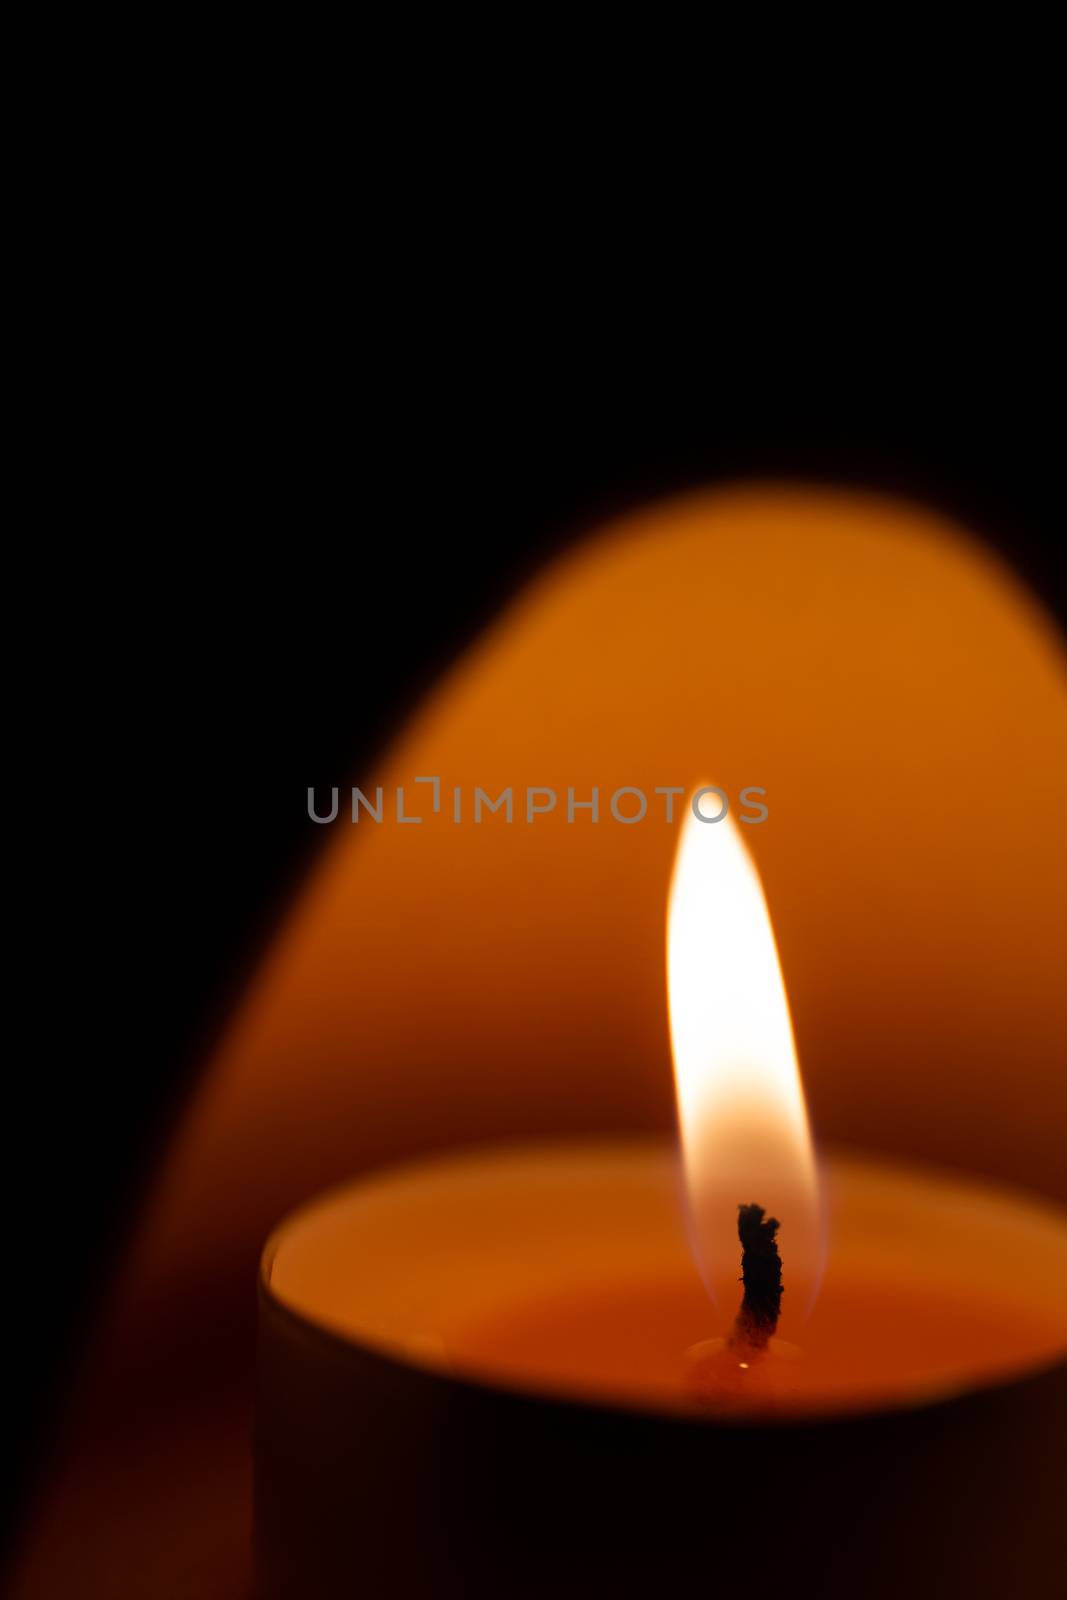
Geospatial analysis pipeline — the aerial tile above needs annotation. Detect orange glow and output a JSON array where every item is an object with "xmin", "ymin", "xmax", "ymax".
[
  {"xmin": 12, "ymin": 485, "xmax": 1067, "ymax": 1598},
  {"xmin": 668, "ymin": 802, "xmax": 821, "ymax": 1320}
]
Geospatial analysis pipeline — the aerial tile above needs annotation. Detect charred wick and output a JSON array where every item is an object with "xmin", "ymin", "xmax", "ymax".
[{"xmin": 730, "ymin": 1203, "xmax": 784, "ymax": 1352}]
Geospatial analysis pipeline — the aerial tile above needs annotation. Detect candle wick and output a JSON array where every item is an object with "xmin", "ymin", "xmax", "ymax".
[{"xmin": 729, "ymin": 1202, "xmax": 783, "ymax": 1354}]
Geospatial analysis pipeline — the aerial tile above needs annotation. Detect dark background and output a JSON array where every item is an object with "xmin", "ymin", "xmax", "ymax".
[{"xmin": 10, "ymin": 317, "xmax": 1064, "ymax": 1550}]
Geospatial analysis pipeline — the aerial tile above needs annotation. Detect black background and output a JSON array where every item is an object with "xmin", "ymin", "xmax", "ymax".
[{"xmin": 10, "ymin": 307, "xmax": 1064, "ymax": 1551}]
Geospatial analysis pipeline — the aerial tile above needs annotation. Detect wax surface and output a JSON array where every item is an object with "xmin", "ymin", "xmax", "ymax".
[
  {"xmin": 453, "ymin": 1275, "xmax": 1061, "ymax": 1416},
  {"xmin": 264, "ymin": 1138, "xmax": 1067, "ymax": 1419}
]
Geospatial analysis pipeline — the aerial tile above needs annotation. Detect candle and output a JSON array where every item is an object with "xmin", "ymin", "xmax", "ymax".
[
  {"xmin": 261, "ymin": 1140, "xmax": 1067, "ymax": 1420},
  {"xmin": 256, "ymin": 799, "xmax": 1067, "ymax": 1597}
]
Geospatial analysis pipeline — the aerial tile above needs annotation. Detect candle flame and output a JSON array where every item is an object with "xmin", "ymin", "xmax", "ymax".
[{"xmin": 667, "ymin": 795, "xmax": 822, "ymax": 1324}]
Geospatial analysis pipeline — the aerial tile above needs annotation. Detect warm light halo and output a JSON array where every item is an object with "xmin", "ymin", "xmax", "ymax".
[{"xmin": 667, "ymin": 793, "xmax": 823, "ymax": 1324}]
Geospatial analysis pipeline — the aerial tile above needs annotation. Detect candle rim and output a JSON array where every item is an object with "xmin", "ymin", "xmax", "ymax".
[{"xmin": 261, "ymin": 1135, "xmax": 1067, "ymax": 1427}]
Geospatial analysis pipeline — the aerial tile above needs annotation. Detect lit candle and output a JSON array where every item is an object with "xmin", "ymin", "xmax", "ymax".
[{"xmin": 256, "ymin": 798, "xmax": 1067, "ymax": 1596}]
